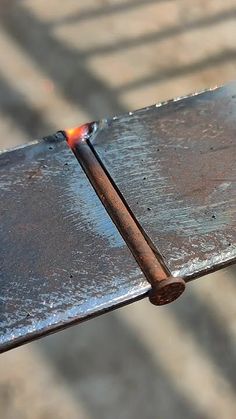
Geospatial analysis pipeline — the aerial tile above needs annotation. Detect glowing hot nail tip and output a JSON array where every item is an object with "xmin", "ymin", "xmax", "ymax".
[{"xmin": 65, "ymin": 123, "xmax": 92, "ymax": 149}]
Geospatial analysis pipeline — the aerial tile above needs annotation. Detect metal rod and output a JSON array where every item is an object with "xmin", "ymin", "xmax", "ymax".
[{"xmin": 63, "ymin": 124, "xmax": 185, "ymax": 305}]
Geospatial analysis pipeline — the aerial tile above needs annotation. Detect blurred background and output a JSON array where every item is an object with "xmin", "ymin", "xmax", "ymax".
[{"xmin": 0, "ymin": 0, "xmax": 236, "ymax": 418}]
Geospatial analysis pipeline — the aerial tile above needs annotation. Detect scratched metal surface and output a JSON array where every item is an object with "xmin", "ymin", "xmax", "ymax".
[
  {"xmin": 91, "ymin": 82, "xmax": 236, "ymax": 279},
  {"xmin": 0, "ymin": 139, "xmax": 148, "ymax": 353}
]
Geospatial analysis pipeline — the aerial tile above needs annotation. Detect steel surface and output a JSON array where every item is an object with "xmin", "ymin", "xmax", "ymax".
[
  {"xmin": 1, "ymin": 82, "xmax": 236, "ymax": 353},
  {"xmin": 91, "ymin": 82, "xmax": 236, "ymax": 279},
  {"xmin": 0, "ymin": 138, "xmax": 148, "ymax": 353}
]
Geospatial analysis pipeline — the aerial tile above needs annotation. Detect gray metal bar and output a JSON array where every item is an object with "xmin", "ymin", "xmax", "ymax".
[{"xmin": 1, "ymin": 82, "xmax": 236, "ymax": 353}]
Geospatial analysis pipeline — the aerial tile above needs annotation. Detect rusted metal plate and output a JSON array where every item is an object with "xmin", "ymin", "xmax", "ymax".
[
  {"xmin": 91, "ymin": 82, "xmax": 236, "ymax": 279},
  {"xmin": 0, "ymin": 138, "xmax": 148, "ymax": 353}
]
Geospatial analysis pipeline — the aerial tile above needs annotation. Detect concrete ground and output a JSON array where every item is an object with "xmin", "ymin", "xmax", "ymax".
[{"xmin": 0, "ymin": 1, "xmax": 236, "ymax": 418}]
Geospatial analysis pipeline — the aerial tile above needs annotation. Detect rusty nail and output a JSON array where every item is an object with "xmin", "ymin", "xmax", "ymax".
[{"xmin": 62, "ymin": 124, "xmax": 185, "ymax": 305}]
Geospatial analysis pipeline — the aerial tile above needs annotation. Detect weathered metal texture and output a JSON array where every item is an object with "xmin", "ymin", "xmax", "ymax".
[
  {"xmin": 0, "ymin": 138, "xmax": 149, "ymax": 353},
  {"xmin": 1, "ymin": 82, "xmax": 236, "ymax": 353},
  {"xmin": 91, "ymin": 82, "xmax": 236, "ymax": 280}
]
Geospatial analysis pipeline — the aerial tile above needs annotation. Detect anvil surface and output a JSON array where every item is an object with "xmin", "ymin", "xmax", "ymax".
[{"xmin": 0, "ymin": 82, "xmax": 236, "ymax": 352}]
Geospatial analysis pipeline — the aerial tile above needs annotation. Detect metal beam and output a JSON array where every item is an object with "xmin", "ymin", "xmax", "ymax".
[{"xmin": 1, "ymin": 82, "xmax": 236, "ymax": 353}]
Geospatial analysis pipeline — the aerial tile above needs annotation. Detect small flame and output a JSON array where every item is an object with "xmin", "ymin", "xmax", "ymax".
[{"xmin": 65, "ymin": 124, "xmax": 90, "ymax": 149}]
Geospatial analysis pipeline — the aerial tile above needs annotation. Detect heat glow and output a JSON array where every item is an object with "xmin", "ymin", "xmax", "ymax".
[{"xmin": 65, "ymin": 124, "xmax": 90, "ymax": 149}]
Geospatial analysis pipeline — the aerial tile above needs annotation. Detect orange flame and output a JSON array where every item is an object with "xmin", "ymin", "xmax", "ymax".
[{"xmin": 65, "ymin": 124, "xmax": 90, "ymax": 149}]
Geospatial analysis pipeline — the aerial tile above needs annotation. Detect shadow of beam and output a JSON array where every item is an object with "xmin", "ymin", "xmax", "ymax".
[
  {"xmin": 171, "ymin": 291, "xmax": 236, "ymax": 390},
  {"xmin": 81, "ymin": 9, "xmax": 236, "ymax": 58},
  {"xmin": 117, "ymin": 49, "xmax": 236, "ymax": 92},
  {"xmin": 0, "ymin": 1, "xmax": 126, "ymax": 120},
  {"xmin": 51, "ymin": 0, "xmax": 175, "ymax": 26},
  {"xmin": 0, "ymin": 72, "xmax": 53, "ymax": 139},
  {"xmin": 38, "ymin": 313, "xmax": 207, "ymax": 419}
]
